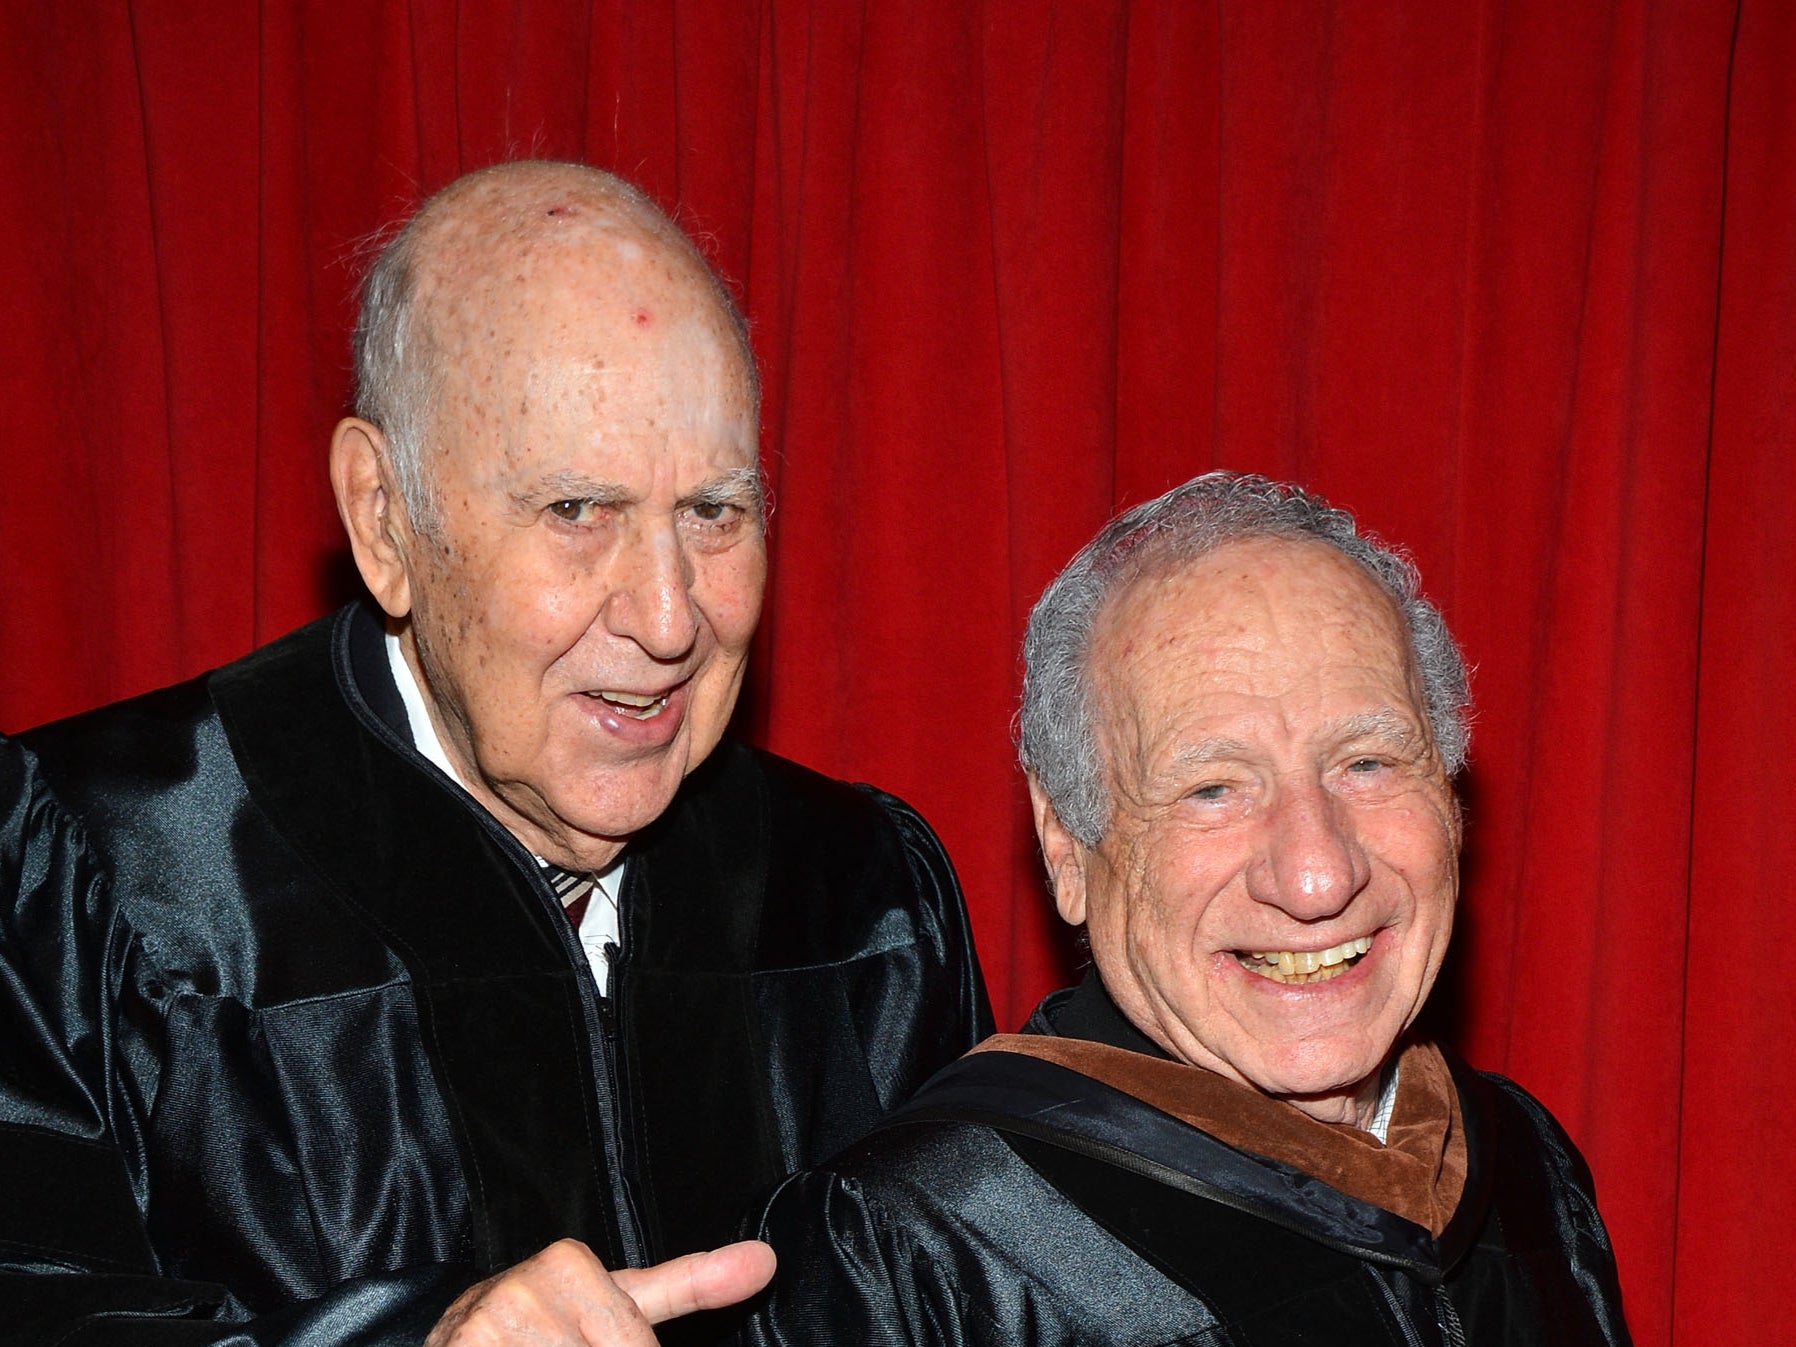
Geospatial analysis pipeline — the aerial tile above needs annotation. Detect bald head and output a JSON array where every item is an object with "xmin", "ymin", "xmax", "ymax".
[{"xmin": 352, "ymin": 161, "xmax": 758, "ymax": 536}]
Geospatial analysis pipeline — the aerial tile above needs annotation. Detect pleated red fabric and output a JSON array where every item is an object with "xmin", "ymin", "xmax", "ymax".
[{"xmin": 1, "ymin": 6, "xmax": 1785, "ymax": 1342}]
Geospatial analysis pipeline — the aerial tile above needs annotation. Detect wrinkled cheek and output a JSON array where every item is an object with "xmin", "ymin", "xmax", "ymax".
[
  {"xmin": 1113, "ymin": 898, "xmax": 1179, "ymax": 995},
  {"xmin": 526, "ymin": 594, "xmax": 585, "ymax": 652},
  {"xmin": 1412, "ymin": 855, "xmax": 1459, "ymax": 948},
  {"xmin": 1127, "ymin": 858, "xmax": 1204, "ymax": 959},
  {"xmin": 1403, "ymin": 904, "xmax": 1457, "ymax": 1017},
  {"xmin": 1071, "ymin": 885, "xmax": 1125, "ymax": 973},
  {"xmin": 477, "ymin": 576, "xmax": 588, "ymax": 661},
  {"xmin": 705, "ymin": 542, "xmax": 768, "ymax": 621},
  {"xmin": 723, "ymin": 596, "xmax": 765, "ymax": 648},
  {"xmin": 709, "ymin": 583, "xmax": 766, "ymax": 649}
]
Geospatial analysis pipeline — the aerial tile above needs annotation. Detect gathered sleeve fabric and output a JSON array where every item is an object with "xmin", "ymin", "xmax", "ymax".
[
  {"xmin": 744, "ymin": 1168, "xmax": 985, "ymax": 1347},
  {"xmin": 0, "ymin": 735, "xmax": 463, "ymax": 1346}
]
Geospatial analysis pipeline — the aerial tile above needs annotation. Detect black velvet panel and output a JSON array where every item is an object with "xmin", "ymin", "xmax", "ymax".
[
  {"xmin": 7, "ymin": 1271, "xmax": 238, "ymax": 1343},
  {"xmin": 1034, "ymin": 969, "xmax": 1171, "ymax": 1060},
  {"xmin": 0, "ymin": 1123, "xmax": 156, "ymax": 1274},
  {"xmin": 214, "ymin": 609, "xmax": 628, "ymax": 1273},
  {"xmin": 11, "ymin": 1265, "xmax": 464, "ymax": 1347},
  {"xmin": 619, "ymin": 739, "xmax": 994, "ymax": 1262}
]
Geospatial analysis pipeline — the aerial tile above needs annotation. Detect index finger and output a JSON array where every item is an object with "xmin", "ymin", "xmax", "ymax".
[{"xmin": 609, "ymin": 1240, "xmax": 778, "ymax": 1324}]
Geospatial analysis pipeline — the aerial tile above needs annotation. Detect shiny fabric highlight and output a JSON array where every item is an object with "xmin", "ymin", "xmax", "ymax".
[
  {"xmin": 743, "ymin": 985, "xmax": 1630, "ymax": 1345},
  {"xmin": 1, "ymin": 605, "xmax": 991, "ymax": 1344}
]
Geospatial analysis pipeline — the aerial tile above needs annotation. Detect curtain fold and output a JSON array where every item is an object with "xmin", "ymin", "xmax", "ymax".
[{"xmin": 1, "ymin": 4, "xmax": 1784, "ymax": 1342}]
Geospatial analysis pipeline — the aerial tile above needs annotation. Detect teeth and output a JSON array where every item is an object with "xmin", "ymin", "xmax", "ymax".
[
  {"xmin": 595, "ymin": 690, "xmax": 669, "ymax": 719},
  {"xmin": 1239, "ymin": 936, "xmax": 1373, "ymax": 986}
]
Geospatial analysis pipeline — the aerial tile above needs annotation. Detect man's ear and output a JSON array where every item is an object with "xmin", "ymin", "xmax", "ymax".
[
  {"xmin": 1028, "ymin": 775, "xmax": 1090, "ymax": 928},
  {"xmin": 330, "ymin": 417, "xmax": 413, "ymax": 619}
]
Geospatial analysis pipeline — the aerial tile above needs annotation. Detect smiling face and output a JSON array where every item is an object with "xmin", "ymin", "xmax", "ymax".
[
  {"xmin": 1033, "ymin": 536, "xmax": 1460, "ymax": 1127},
  {"xmin": 349, "ymin": 193, "xmax": 764, "ymax": 871}
]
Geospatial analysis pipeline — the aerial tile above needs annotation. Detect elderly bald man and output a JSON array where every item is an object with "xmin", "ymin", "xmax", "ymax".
[
  {"xmin": 746, "ymin": 473, "xmax": 1629, "ymax": 1346},
  {"xmin": 0, "ymin": 162, "xmax": 989, "ymax": 1346}
]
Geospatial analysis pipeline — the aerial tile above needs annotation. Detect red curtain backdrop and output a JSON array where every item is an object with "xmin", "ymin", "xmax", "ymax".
[{"xmin": 1, "ymin": 4, "xmax": 1788, "ymax": 1342}]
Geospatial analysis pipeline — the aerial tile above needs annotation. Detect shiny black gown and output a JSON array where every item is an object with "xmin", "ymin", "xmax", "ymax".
[
  {"xmin": 745, "ymin": 982, "xmax": 1631, "ymax": 1346},
  {"xmin": 0, "ymin": 603, "xmax": 991, "ymax": 1345}
]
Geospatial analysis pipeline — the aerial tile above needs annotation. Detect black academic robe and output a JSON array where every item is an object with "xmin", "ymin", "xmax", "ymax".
[
  {"xmin": 0, "ymin": 603, "xmax": 991, "ymax": 1345},
  {"xmin": 745, "ymin": 984, "xmax": 1632, "ymax": 1347}
]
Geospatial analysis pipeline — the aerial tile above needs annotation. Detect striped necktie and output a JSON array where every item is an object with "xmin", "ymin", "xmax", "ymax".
[{"xmin": 545, "ymin": 866, "xmax": 597, "ymax": 928}]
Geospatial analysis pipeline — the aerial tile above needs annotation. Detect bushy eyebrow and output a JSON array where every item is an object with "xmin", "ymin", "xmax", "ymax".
[
  {"xmin": 1166, "ymin": 709, "xmax": 1427, "ymax": 771},
  {"xmin": 1170, "ymin": 738, "xmax": 1253, "ymax": 769},
  {"xmin": 1334, "ymin": 708, "xmax": 1428, "ymax": 749},
  {"xmin": 679, "ymin": 465, "xmax": 764, "ymax": 516},
  {"xmin": 512, "ymin": 472, "xmax": 632, "ymax": 510},
  {"xmin": 511, "ymin": 464, "xmax": 765, "ymax": 516}
]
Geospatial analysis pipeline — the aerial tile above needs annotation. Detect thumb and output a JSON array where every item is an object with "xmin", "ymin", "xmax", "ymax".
[{"xmin": 610, "ymin": 1240, "xmax": 778, "ymax": 1324}]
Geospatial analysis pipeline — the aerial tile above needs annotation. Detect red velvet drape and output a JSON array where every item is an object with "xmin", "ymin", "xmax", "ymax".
[{"xmin": 2, "ymin": 5, "xmax": 1788, "ymax": 1342}]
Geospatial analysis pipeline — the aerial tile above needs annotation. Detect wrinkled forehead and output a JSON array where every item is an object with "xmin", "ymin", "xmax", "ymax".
[
  {"xmin": 418, "ymin": 211, "xmax": 753, "ymax": 434},
  {"xmin": 1090, "ymin": 536, "xmax": 1427, "ymax": 723}
]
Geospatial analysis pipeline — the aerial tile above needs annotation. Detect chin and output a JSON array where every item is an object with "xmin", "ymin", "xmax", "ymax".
[
  {"xmin": 562, "ymin": 794, "xmax": 678, "ymax": 846},
  {"xmin": 574, "ymin": 759, "xmax": 697, "ymax": 834},
  {"xmin": 1247, "ymin": 1037, "xmax": 1395, "ymax": 1102}
]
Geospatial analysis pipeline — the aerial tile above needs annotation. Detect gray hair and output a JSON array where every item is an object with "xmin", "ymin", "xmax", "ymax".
[
  {"xmin": 351, "ymin": 161, "xmax": 761, "ymax": 537},
  {"xmin": 1018, "ymin": 471, "xmax": 1471, "ymax": 845}
]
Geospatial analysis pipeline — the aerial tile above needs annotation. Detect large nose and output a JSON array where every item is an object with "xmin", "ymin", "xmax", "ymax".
[
  {"xmin": 602, "ymin": 518, "xmax": 700, "ymax": 661},
  {"xmin": 1245, "ymin": 777, "xmax": 1370, "ymax": 920}
]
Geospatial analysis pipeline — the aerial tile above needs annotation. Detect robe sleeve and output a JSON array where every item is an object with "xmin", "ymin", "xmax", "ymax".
[
  {"xmin": 742, "ymin": 1168, "xmax": 988, "ymax": 1347},
  {"xmin": 0, "ymin": 735, "xmax": 462, "ymax": 1346},
  {"xmin": 866, "ymin": 785, "xmax": 996, "ymax": 1051},
  {"xmin": 1486, "ymin": 1076, "xmax": 1633, "ymax": 1346}
]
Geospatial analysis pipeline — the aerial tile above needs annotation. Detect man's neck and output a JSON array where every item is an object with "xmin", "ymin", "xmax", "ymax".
[
  {"xmin": 386, "ymin": 625, "xmax": 625, "ymax": 958},
  {"xmin": 1046, "ymin": 971, "xmax": 1401, "ymax": 1141},
  {"xmin": 386, "ymin": 627, "xmax": 468, "ymax": 787},
  {"xmin": 383, "ymin": 626, "xmax": 626, "ymax": 872}
]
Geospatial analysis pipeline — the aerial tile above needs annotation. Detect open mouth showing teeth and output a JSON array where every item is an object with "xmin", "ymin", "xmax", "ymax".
[
  {"xmin": 1236, "ymin": 936, "xmax": 1374, "ymax": 985},
  {"xmin": 593, "ymin": 690, "xmax": 670, "ymax": 720}
]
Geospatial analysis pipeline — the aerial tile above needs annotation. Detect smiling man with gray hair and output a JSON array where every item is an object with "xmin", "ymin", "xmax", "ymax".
[{"xmin": 745, "ymin": 471, "xmax": 1630, "ymax": 1346}]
